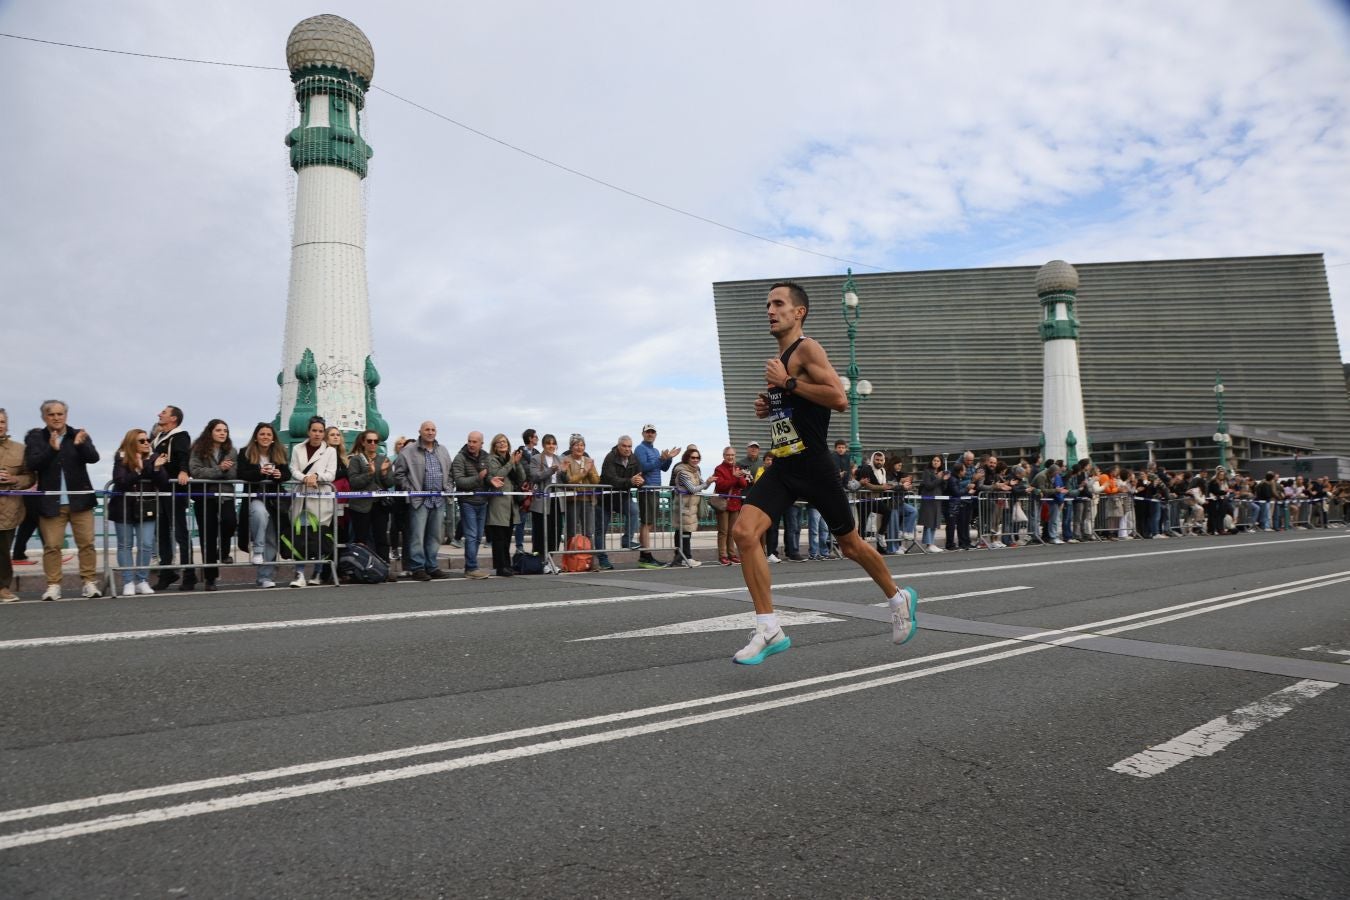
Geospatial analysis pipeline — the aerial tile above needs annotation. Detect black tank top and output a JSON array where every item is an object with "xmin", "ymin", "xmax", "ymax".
[{"xmin": 765, "ymin": 338, "xmax": 831, "ymax": 460}]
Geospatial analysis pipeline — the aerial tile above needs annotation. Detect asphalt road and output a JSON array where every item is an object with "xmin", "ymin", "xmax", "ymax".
[{"xmin": 1, "ymin": 531, "xmax": 1347, "ymax": 899}]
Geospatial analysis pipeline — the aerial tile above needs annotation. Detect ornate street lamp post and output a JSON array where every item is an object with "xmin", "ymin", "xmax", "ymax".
[
  {"xmin": 1212, "ymin": 370, "xmax": 1230, "ymax": 470},
  {"xmin": 840, "ymin": 269, "xmax": 873, "ymax": 466}
]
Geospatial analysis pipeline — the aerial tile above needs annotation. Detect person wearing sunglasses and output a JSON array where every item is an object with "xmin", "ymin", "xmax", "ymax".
[{"xmin": 346, "ymin": 430, "xmax": 395, "ymax": 579}]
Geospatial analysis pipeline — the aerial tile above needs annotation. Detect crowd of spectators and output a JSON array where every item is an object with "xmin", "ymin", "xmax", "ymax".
[{"xmin": 1, "ymin": 401, "xmax": 1346, "ymax": 601}]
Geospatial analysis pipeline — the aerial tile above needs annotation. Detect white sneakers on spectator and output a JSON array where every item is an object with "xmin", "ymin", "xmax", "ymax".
[
  {"xmin": 990, "ymin": 541, "xmax": 1006, "ymax": 549},
  {"xmin": 41, "ymin": 585, "xmax": 61, "ymax": 601},
  {"xmin": 766, "ymin": 553, "xmax": 781, "ymax": 564},
  {"xmin": 251, "ymin": 552, "xmax": 265, "ymax": 566},
  {"xmin": 290, "ymin": 574, "xmax": 307, "ymax": 588},
  {"xmin": 682, "ymin": 558, "xmax": 702, "ymax": 568},
  {"xmin": 136, "ymin": 581, "xmax": 154, "ymax": 595},
  {"xmin": 925, "ymin": 545, "xmax": 944, "ymax": 554},
  {"xmin": 122, "ymin": 582, "xmax": 137, "ymax": 597},
  {"xmin": 259, "ymin": 580, "xmax": 276, "ymax": 589},
  {"xmin": 81, "ymin": 581, "xmax": 102, "ymax": 599}
]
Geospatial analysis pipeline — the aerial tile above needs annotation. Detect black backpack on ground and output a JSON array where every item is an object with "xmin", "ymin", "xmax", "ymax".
[
  {"xmin": 338, "ymin": 543, "xmax": 389, "ymax": 584},
  {"xmin": 512, "ymin": 551, "xmax": 546, "ymax": 575}
]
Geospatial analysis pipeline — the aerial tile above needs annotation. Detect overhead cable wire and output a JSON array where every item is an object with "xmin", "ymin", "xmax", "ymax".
[{"xmin": 1, "ymin": 30, "xmax": 884, "ymax": 271}]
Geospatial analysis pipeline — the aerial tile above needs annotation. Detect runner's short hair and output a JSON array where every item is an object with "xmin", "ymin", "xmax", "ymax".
[{"xmin": 771, "ymin": 281, "xmax": 809, "ymax": 322}]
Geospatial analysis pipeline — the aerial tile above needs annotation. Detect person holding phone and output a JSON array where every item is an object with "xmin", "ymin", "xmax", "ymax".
[
  {"xmin": 187, "ymin": 419, "xmax": 238, "ymax": 591},
  {"xmin": 289, "ymin": 416, "xmax": 338, "ymax": 587},
  {"xmin": 108, "ymin": 428, "xmax": 170, "ymax": 595},
  {"xmin": 237, "ymin": 423, "xmax": 292, "ymax": 588}
]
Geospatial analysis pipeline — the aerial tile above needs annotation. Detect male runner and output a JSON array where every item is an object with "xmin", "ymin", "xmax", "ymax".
[{"xmin": 730, "ymin": 282, "xmax": 918, "ymax": 665}]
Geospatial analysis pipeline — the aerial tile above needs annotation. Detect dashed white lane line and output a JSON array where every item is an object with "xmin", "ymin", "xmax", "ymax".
[
  {"xmin": 1300, "ymin": 645, "xmax": 1350, "ymax": 659},
  {"xmin": 1108, "ymin": 679, "xmax": 1339, "ymax": 778}
]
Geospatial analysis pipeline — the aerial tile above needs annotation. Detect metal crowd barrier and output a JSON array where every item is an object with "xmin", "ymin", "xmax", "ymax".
[
  {"xmin": 100, "ymin": 479, "xmax": 341, "ymax": 596},
  {"xmin": 541, "ymin": 484, "xmax": 679, "ymax": 572}
]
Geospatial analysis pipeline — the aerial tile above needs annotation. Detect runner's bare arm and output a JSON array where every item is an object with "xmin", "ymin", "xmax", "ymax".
[{"xmin": 765, "ymin": 340, "xmax": 847, "ymax": 412}]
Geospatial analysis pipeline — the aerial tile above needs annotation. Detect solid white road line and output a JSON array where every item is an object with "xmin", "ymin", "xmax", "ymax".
[
  {"xmin": 1108, "ymin": 679, "xmax": 1339, "ymax": 778},
  {"xmin": 571, "ymin": 610, "xmax": 843, "ymax": 641},
  {"xmin": 1, "ymin": 569, "xmax": 1342, "ymax": 848},
  {"xmin": 869, "ymin": 586, "xmax": 1033, "ymax": 606},
  {"xmin": 5, "ymin": 533, "xmax": 1343, "ymax": 651}
]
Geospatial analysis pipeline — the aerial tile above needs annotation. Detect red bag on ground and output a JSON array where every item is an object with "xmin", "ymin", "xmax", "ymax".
[{"xmin": 562, "ymin": 534, "xmax": 593, "ymax": 573}]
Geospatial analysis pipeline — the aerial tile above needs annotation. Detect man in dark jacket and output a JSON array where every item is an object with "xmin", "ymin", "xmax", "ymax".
[
  {"xmin": 450, "ymin": 431, "xmax": 495, "ymax": 579},
  {"xmin": 23, "ymin": 400, "xmax": 100, "ymax": 600},
  {"xmin": 601, "ymin": 435, "xmax": 645, "ymax": 563},
  {"xmin": 148, "ymin": 405, "xmax": 194, "ymax": 590}
]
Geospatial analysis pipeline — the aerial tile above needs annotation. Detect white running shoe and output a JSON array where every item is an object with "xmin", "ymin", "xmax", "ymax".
[
  {"xmin": 925, "ymin": 545, "xmax": 944, "ymax": 553},
  {"xmin": 290, "ymin": 574, "xmax": 307, "ymax": 588},
  {"xmin": 259, "ymin": 579, "xmax": 276, "ymax": 589},
  {"xmin": 136, "ymin": 581, "xmax": 155, "ymax": 595},
  {"xmin": 122, "ymin": 582, "xmax": 137, "ymax": 597},
  {"xmin": 81, "ymin": 581, "xmax": 102, "ymax": 599},
  {"xmin": 41, "ymin": 585, "xmax": 61, "ymax": 601},
  {"xmin": 683, "ymin": 558, "xmax": 703, "ymax": 568},
  {"xmin": 251, "ymin": 552, "xmax": 265, "ymax": 566},
  {"xmin": 766, "ymin": 553, "xmax": 781, "ymax": 564},
  {"xmin": 991, "ymin": 541, "xmax": 1006, "ymax": 549},
  {"xmin": 890, "ymin": 586, "xmax": 920, "ymax": 644},
  {"xmin": 733, "ymin": 627, "xmax": 791, "ymax": 665}
]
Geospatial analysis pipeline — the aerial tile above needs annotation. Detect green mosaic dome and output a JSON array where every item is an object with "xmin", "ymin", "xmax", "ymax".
[{"xmin": 286, "ymin": 15, "xmax": 374, "ymax": 84}]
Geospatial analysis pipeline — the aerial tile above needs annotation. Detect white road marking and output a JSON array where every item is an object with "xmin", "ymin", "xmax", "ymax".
[
  {"xmin": 571, "ymin": 610, "xmax": 843, "ymax": 641},
  {"xmin": 1108, "ymin": 679, "xmax": 1339, "ymax": 779},
  {"xmin": 4, "ymin": 533, "xmax": 1343, "ymax": 651},
  {"xmin": 0, "ymin": 570, "xmax": 1342, "ymax": 849},
  {"xmin": 1300, "ymin": 645, "xmax": 1350, "ymax": 659},
  {"xmin": 869, "ymin": 586, "xmax": 1033, "ymax": 606}
]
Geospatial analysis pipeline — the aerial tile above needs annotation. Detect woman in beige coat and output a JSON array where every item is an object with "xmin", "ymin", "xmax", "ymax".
[
  {"xmin": 0, "ymin": 408, "xmax": 36, "ymax": 601},
  {"xmin": 669, "ymin": 445, "xmax": 713, "ymax": 567}
]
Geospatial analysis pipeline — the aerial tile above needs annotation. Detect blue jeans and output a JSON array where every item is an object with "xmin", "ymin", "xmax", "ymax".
[
  {"xmin": 886, "ymin": 505, "xmax": 916, "ymax": 551},
  {"xmin": 249, "ymin": 499, "xmax": 279, "ymax": 581},
  {"xmin": 1250, "ymin": 500, "xmax": 1269, "ymax": 530},
  {"xmin": 782, "ymin": 505, "xmax": 801, "ymax": 557},
  {"xmin": 807, "ymin": 507, "xmax": 831, "ymax": 557},
  {"xmin": 115, "ymin": 520, "xmax": 155, "ymax": 582},
  {"xmin": 1048, "ymin": 502, "xmax": 1063, "ymax": 540},
  {"xmin": 409, "ymin": 501, "xmax": 447, "ymax": 573},
  {"xmin": 459, "ymin": 501, "xmax": 486, "ymax": 571},
  {"xmin": 900, "ymin": 503, "xmax": 918, "ymax": 536}
]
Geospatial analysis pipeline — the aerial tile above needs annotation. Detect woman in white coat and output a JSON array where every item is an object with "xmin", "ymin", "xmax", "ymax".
[{"xmin": 288, "ymin": 416, "xmax": 337, "ymax": 587}]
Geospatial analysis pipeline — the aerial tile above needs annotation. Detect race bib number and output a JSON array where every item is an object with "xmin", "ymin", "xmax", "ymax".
[{"xmin": 768, "ymin": 408, "xmax": 805, "ymax": 458}]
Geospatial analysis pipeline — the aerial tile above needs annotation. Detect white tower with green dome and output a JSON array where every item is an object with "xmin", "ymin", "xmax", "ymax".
[
  {"xmin": 1037, "ymin": 260, "xmax": 1088, "ymax": 465},
  {"xmin": 276, "ymin": 14, "xmax": 387, "ymax": 448}
]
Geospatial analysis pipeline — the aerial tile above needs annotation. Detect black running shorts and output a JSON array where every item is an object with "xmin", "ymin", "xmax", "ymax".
[{"xmin": 743, "ymin": 452, "xmax": 854, "ymax": 535}]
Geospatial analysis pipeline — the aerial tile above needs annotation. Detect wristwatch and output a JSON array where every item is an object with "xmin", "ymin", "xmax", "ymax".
[{"xmin": 784, "ymin": 376, "xmax": 798, "ymax": 394}]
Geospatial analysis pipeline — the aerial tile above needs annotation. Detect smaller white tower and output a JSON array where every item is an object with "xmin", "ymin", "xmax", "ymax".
[{"xmin": 1037, "ymin": 260, "xmax": 1088, "ymax": 464}]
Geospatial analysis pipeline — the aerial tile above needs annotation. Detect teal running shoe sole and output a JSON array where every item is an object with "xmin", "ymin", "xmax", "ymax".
[
  {"xmin": 893, "ymin": 586, "xmax": 920, "ymax": 645},
  {"xmin": 733, "ymin": 634, "xmax": 792, "ymax": 665}
]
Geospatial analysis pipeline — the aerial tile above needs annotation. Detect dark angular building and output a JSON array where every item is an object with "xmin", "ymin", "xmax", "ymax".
[{"xmin": 713, "ymin": 254, "xmax": 1349, "ymax": 472}]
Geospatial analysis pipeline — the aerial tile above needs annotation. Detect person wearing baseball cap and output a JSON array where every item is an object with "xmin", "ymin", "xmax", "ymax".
[{"xmin": 634, "ymin": 425, "xmax": 681, "ymax": 568}]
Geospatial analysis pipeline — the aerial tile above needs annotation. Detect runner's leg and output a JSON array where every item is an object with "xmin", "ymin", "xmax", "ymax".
[{"xmin": 731, "ymin": 505, "xmax": 775, "ymax": 614}]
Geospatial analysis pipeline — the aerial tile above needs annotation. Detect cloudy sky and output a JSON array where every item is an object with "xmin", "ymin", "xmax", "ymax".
[{"xmin": 2, "ymin": 1, "xmax": 1348, "ymax": 477}]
